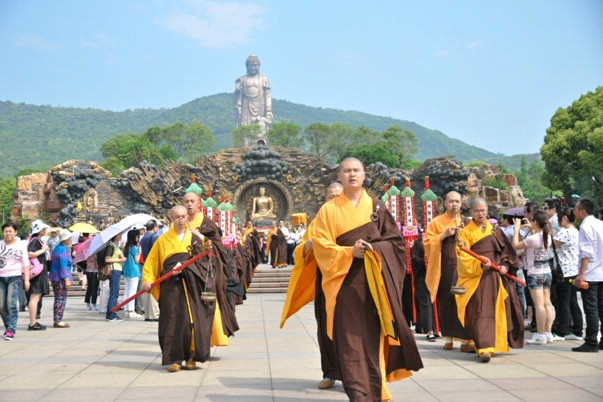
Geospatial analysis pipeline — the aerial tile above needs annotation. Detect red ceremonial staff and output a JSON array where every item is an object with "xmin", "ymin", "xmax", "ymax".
[
  {"xmin": 110, "ymin": 247, "xmax": 214, "ymax": 313},
  {"xmin": 457, "ymin": 246, "xmax": 526, "ymax": 287}
]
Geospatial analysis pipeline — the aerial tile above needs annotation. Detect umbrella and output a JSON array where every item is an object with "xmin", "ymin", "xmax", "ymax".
[
  {"xmin": 503, "ymin": 207, "xmax": 524, "ymax": 217},
  {"xmin": 69, "ymin": 222, "xmax": 99, "ymax": 234},
  {"xmin": 73, "ymin": 237, "xmax": 94, "ymax": 264},
  {"xmin": 85, "ymin": 213, "xmax": 158, "ymax": 258}
]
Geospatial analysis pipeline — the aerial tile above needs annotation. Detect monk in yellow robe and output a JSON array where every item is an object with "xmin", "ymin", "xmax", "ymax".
[
  {"xmin": 456, "ymin": 197, "xmax": 524, "ymax": 363},
  {"xmin": 142, "ymin": 206, "xmax": 215, "ymax": 372},
  {"xmin": 281, "ymin": 182, "xmax": 343, "ymax": 390},
  {"xmin": 183, "ymin": 192, "xmax": 239, "ymax": 347},
  {"xmin": 313, "ymin": 158, "xmax": 422, "ymax": 401},
  {"xmin": 423, "ymin": 191, "xmax": 472, "ymax": 351},
  {"xmin": 267, "ymin": 220, "xmax": 287, "ymax": 268}
]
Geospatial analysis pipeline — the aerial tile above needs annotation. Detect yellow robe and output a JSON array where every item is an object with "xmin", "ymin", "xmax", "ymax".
[
  {"xmin": 424, "ymin": 213, "xmax": 461, "ymax": 303},
  {"xmin": 142, "ymin": 225, "xmax": 192, "ymax": 302},
  {"xmin": 280, "ymin": 220, "xmax": 317, "ymax": 328},
  {"xmin": 456, "ymin": 220, "xmax": 509, "ymax": 355},
  {"xmin": 188, "ymin": 212, "xmax": 229, "ymax": 347}
]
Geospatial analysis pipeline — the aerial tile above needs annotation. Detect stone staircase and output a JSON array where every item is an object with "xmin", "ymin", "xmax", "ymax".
[
  {"xmin": 57, "ymin": 265, "xmax": 293, "ymax": 297},
  {"xmin": 247, "ymin": 264, "xmax": 292, "ymax": 294}
]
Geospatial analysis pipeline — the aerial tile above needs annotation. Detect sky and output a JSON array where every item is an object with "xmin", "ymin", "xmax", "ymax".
[{"xmin": 1, "ymin": 0, "xmax": 602, "ymax": 156}]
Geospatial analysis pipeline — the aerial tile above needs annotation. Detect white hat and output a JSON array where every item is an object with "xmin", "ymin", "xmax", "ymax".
[
  {"xmin": 30, "ymin": 219, "xmax": 50, "ymax": 235},
  {"xmin": 58, "ymin": 229, "xmax": 72, "ymax": 243}
]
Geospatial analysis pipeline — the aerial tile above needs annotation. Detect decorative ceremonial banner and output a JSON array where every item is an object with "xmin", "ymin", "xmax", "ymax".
[
  {"xmin": 421, "ymin": 176, "xmax": 437, "ymax": 228},
  {"xmin": 217, "ymin": 196, "xmax": 236, "ymax": 246},
  {"xmin": 421, "ymin": 175, "xmax": 440, "ymax": 333},
  {"xmin": 400, "ymin": 177, "xmax": 418, "ymax": 322},
  {"xmin": 381, "ymin": 178, "xmax": 401, "ymax": 225},
  {"xmin": 202, "ymin": 186, "xmax": 218, "ymax": 224}
]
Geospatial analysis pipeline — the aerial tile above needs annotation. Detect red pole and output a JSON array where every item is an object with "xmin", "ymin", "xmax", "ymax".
[
  {"xmin": 110, "ymin": 250, "xmax": 213, "ymax": 313},
  {"xmin": 458, "ymin": 246, "xmax": 526, "ymax": 287}
]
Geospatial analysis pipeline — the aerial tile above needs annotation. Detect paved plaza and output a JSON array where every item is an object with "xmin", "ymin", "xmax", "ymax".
[{"xmin": 1, "ymin": 290, "xmax": 602, "ymax": 401}]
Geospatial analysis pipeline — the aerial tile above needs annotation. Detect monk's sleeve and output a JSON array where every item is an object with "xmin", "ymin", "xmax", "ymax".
[
  {"xmin": 142, "ymin": 240, "xmax": 162, "ymax": 301},
  {"xmin": 456, "ymin": 230, "xmax": 482, "ymax": 278},
  {"xmin": 312, "ymin": 205, "xmax": 353, "ymax": 281},
  {"xmin": 423, "ymin": 219, "xmax": 443, "ymax": 301}
]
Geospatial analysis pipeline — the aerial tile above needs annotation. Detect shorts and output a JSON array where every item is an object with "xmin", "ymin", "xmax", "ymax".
[{"xmin": 527, "ymin": 273, "xmax": 552, "ymax": 290}]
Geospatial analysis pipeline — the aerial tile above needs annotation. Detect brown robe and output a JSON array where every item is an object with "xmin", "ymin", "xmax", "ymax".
[
  {"xmin": 314, "ymin": 268, "xmax": 340, "ymax": 380},
  {"xmin": 198, "ymin": 216, "xmax": 240, "ymax": 337},
  {"xmin": 333, "ymin": 199, "xmax": 423, "ymax": 401},
  {"xmin": 269, "ymin": 228, "xmax": 288, "ymax": 267},
  {"xmin": 158, "ymin": 238, "xmax": 216, "ymax": 365},
  {"xmin": 437, "ymin": 234, "xmax": 471, "ymax": 339},
  {"xmin": 463, "ymin": 226, "xmax": 524, "ymax": 350}
]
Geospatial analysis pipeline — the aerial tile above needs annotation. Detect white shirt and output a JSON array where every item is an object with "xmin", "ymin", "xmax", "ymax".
[{"xmin": 578, "ymin": 215, "xmax": 603, "ymax": 282}]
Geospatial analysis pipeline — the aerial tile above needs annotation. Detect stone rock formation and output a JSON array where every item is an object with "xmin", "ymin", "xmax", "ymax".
[{"xmin": 12, "ymin": 150, "xmax": 525, "ymax": 228}]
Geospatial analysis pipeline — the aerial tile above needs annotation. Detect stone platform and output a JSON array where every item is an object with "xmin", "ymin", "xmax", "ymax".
[{"xmin": 0, "ymin": 293, "xmax": 602, "ymax": 401}]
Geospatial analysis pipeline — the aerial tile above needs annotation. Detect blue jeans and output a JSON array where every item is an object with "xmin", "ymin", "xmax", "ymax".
[
  {"xmin": 106, "ymin": 270, "xmax": 122, "ymax": 319},
  {"xmin": 0, "ymin": 276, "xmax": 23, "ymax": 333}
]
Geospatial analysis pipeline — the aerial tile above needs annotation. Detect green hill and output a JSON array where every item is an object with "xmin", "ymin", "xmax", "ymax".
[{"xmin": 0, "ymin": 93, "xmax": 538, "ymax": 176}]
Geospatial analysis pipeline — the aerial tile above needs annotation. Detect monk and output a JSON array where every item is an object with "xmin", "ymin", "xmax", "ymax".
[
  {"xmin": 313, "ymin": 157, "xmax": 423, "ymax": 401},
  {"xmin": 183, "ymin": 191, "xmax": 239, "ymax": 347},
  {"xmin": 267, "ymin": 220, "xmax": 287, "ymax": 268},
  {"xmin": 242, "ymin": 221, "xmax": 261, "ymax": 288},
  {"xmin": 280, "ymin": 181, "xmax": 343, "ymax": 390},
  {"xmin": 142, "ymin": 206, "xmax": 215, "ymax": 372},
  {"xmin": 455, "ymin": 197, "xmax": 524, "ymax": 363},
  {"xmin": 423, "ymin": 191, "xmax": 473, "ymax": 351}
]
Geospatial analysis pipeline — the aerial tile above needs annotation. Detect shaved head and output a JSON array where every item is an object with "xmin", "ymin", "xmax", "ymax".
[
  {"xmin": 445, "ymin": 191, "xmax": 461, "ymax": 201},
  {"xmin": 325, "ymin": 182, "xmax": 343, "ymax": 202},
  {"xmin": 338, "ymin": 157, "xmax": 363, "ymax": 172},
  {"xmin": 469, "ymin": 197, "xmax": 487, "ymax": 209}
]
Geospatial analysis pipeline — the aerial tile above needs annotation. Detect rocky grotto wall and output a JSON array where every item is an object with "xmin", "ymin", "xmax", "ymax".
[{"xmin": 12, "ymin": 147, "xmax": 525, "ymax": 228}]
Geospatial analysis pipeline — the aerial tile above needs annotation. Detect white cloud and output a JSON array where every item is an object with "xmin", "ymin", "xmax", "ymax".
[
  {"xmin": 160, "ymin": 0, "xmax": 268, "ymax": 48},
  {"xmin": 466, "ymin": 40, "xmax": 483, "ymax": 49},
  {"xmin": 14, "ymin": 35, "xmax": 64, "ymax": 52}
]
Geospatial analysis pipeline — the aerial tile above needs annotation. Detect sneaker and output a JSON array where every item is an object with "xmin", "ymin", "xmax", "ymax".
[
  {"xmin": 571, "ymin": 343, "xmax": 599, "ymax": 353},
  {"xmin": 4, "ymin": 330, "xmax": 14, "ymax": 340},
  {"xmin": 106, "ymin": 317, "xmax": 124, "ymax": 322},
  {"xmin": 92, "ymin": 306, "xmax": 99, "ymax": 311},
  {"xmin": 526, "ymin": 334, "xmax": 547, "ymax": 345},
  {"xmin": 565, "ymin": 333, "xmax": 583, "ymax": 341},
  {"xmin": 129, "ymin": 312, "xmax": 142, "ymax": 318},
  {"xmin": 544, "ymin": 333, "xmax": 554, "ymax": 343},
  {"xmin": 551, "ymin": 334, "xmax": 566, "ymax": 342},
  {"xmin": 86, "ymin": 306, "xmax": 94, "ymax": 311},
  {"xmin": 28, "ymin": 322, "xmax": 47, "ymax": 331},
  {"xmin": 426, "ymin": 334, "xmax": 436, "ymax": 342}
]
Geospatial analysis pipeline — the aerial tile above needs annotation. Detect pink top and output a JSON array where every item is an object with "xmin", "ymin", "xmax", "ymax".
[
  {"xmin": 0, "ymin": 240, "xmax": 29, "ymax": 278},
  {"xmin": 523, "ymin": 232, "xmax": 551, "ymax": 276}
]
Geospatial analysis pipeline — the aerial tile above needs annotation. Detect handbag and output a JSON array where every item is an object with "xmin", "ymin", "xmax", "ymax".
[
  {"xmin": 549, "ymin": 235, "xmax": 564, "ymax": 285},
  {"xmin": 23, "ymin": 238, "xmax": 45, "ymax": 280},
  {"xmin": 97, "ymin": 263, "xmax": 113, "ymax": 281}
]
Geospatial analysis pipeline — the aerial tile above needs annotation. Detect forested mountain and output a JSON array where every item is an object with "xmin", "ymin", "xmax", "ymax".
[{"xmin": 0, "ymin": 93, "xmax": 537, "ymax": 176}]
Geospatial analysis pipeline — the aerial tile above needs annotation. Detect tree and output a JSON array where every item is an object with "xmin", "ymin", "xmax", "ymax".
[
  {"xmin": 325, "ymin": 122, "xmax": 356, "ymax": 163},
  {"xmin": 541, "ymin": 86, "xmax": 603, "ymax": 204},
  {"xmin": 144, "ymin": 121, "xmax": 215, "ymax": 163},
  {"xmin": 232, "ymin": 125, "xmax": 262, "ymax": 147},
  {"xmin": 100, "ymin": 133, "xmax": 163, "ymax": 170},
  {"xmin": 345, "ymin": 144, "xmax": 399, "ymax": 167},
  {"xmin": 379, "ymin": 125, "xmax": 418, "ymax": 169},
  {"xmin": 266, "ymin": 122, "xmax": 303, "ymax": 148},
  {"xmin": 303, "ymin": 122, "xmax": 331, "ymax": 155},
  {"xmin": 515, "ymin": 156, "xmax": 558, "ymax": 204}
]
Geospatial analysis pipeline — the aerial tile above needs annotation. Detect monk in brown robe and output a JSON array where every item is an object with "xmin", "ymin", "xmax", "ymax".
[
  {"xmin": 267, "ymin": 220, "xmax": 287, "ymax": 268},
  {"xmin": 242, "ymin": 221, "xmax": 261, "ymax": 289},
  {"xmin": 142, "ymin": 206, "xmax": 215, "ymax": 372},
  {"xmin": 184, "ymin": 192, "xmax": 239, "ymax": 346},
  {"xmin": 456, "ymin": 197, "xmax": 524, "ymax": 363},
  {"xmin": 313, "ymin": 158, "xmax": 423, "ymax": 401},
  {"xmin": 423, "ymin": 191, "xmax": 473, "ymax": 351},
  {"xmin": 281, "ymin": 181, "xmax": 343, "ymax": 390}
]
